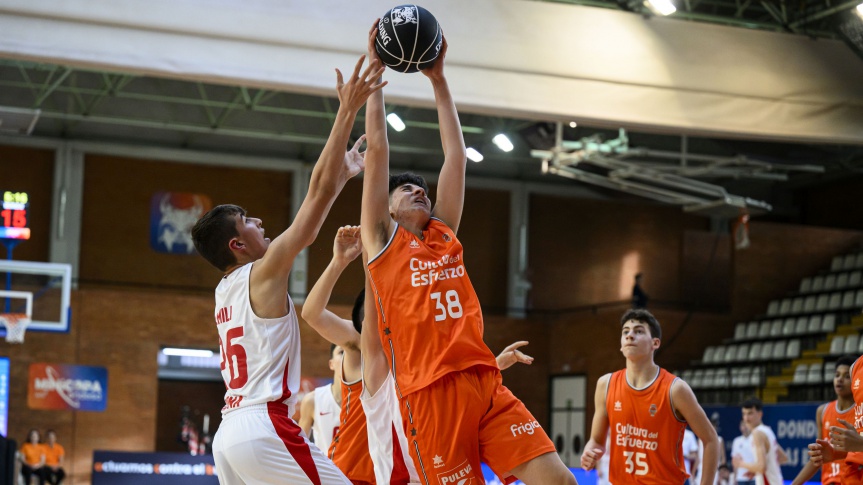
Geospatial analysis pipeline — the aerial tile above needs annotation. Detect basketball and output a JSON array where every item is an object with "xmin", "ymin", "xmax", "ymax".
[{"xmin": 375, "ymin": 5, "xmax": 442, "ymax": 73}]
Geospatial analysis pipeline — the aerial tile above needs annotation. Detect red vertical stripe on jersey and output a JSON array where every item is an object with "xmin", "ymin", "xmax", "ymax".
[
  {"xmin": 279, "ymin": 357, "xmax": 292, "ymax": 401},
  {"xmin": 268, "ymin": 401, "xmax": 321, "ymax": 485},
  {"xmin": 390, "ymin": 423, "xmax": 409, "ymax": 484}
]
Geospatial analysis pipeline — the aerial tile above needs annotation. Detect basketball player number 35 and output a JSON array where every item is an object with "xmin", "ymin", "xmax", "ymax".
[
  {"xmin": 623, "ymin": 451, "xmax": 649, "ymax": 476},
  {"xmin": 220, "ymin": 327, "xmax": 249, "ymax": 388},
  {"xmin": 431, "ymin": 290, "xmax": 463, "ymax": 321}
]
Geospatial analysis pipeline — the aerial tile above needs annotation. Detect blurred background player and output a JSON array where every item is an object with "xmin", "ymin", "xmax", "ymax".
[
  {"xmin": 298, "ymin": 345, "xmax": 345, "ymax": 455},
  {"xmin": 733, "ymin": 398, "xmax": 787, "ymax": 485},
  {"xmin": 731, "ymin": 419, "xmax": 755, "ymax": 485},
  {"xmin": 301, "ymin": 225, "xmax": 375, "ymax": 485},
  {"xmin": 190, "ymin": 54, "xmax": 385, "ymax": 485},
  {"xmin": 791, "ymin": 354, "xmax": 855, "ymax": 485},
  {"xmin": 683, "ymin": 427, "xmax": 699, "ymax": 484},
  {"xmin": 361, "ymin": 23, "xmax": 575, "ymax": 484},
  {"xmin": 581, "ymin": 309, "xmax": 719, "ymax": 485}
]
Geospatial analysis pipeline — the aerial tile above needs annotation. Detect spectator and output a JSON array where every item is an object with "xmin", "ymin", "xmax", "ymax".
[
  {"xmin": 42, "ymin": 430, "xmax": 65, "ymax": 485},
  {"xmin": 19, "ymin": 429, "xmax": 45, "ymax": 485},
  {"xmin": 730, "ymin": 419, "xmax": 755, "ymax": 485},
  {"xmin": 716, "ymin": 463, "xmax": 733, "ymax": 485},
  {"xmin": 632, "ymin": 273, "xmax": 648, "ymax": 308}
]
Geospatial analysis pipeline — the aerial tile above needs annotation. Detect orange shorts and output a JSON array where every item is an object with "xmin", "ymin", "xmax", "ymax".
[{"xmin": 398, "ymin": 366, "xmax": 555, "ymax": 484}]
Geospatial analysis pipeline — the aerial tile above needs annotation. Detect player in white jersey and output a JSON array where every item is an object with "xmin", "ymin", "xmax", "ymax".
[
  {"xmin": 298, "ymin": 346, "xmax": 345, "ymax": 455},
  {"xmin": 733, "ymin": 398, "xmax": 787, "ymax": 485},
  {"xmin": 190, "ymin": 54, "xmax": 386, "ymax": 485},
  {"xmin": 731, "ymin": 419, "xmax": 756, "ymax": 485}
]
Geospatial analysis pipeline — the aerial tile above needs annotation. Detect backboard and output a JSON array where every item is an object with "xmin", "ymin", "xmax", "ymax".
[{"xmin": 0, "ymin": 260, "xmax": 71, "ymax": 335}]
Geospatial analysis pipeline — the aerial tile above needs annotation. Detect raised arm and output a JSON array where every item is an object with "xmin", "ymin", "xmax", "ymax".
[
  {"xmin": 361, "ymin": 20, "xmax": 396, "ymax": 258},
  {"xmin": 300, "ymin": 226, "xmax": 363, "ymax": 381},
  {"xmin": 252, "ymin": 55, "xmax": 385, "ymax": 317},
  {"xmin": 671, "ymin": 379, "xmax": 717, "ymax": 485},
  {"xmin": 581, "ymin": 373, "xmax": 611, "ymax": 471},
  {"xmin": 361, "ymin": 265, "xmax": 389, "ymax": 396},
  {"xmin": 423, "ymin": 37, "xmax": 467, "ymax": 234}
]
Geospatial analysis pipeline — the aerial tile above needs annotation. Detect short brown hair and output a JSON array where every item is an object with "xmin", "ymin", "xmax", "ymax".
[
  {"xmin": 620, "ymin": 308, "xmax": 661, "ymax": 340},
  {"xmin": 191, "ymin": 204, "xmax": 245, "ymax": 271}
]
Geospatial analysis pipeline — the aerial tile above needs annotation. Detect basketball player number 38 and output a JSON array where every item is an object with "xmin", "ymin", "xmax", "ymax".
[
  {"xmin": 431, "ymin": 290, "xmax": 463, "ymax": 321},
  {"xmin": 623, "ymin": 451, "xmax": 649, "ymax": 476}
]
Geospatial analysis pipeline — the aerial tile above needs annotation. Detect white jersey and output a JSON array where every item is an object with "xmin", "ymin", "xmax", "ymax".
[
  {"xmin": 731, "ymin": 434, "xmax": 754, "ymax": 482},
  {"xmin": 312, "ymin": 384, "xmax": 341, "ymax": 455},
  {"xmin": 683, "ymin": 428, "xmax": 698, "ymax": 475},
  {"xmin": 750, "ymin": 423, "xmax": 783, "ymax": 485},
  {"xmin": 361, "ymin": 372, "xmax": 419, "ymax": 485},
  {"xmin": 215, "ymin": 263, "xmax": 301, "ymax": 415}
]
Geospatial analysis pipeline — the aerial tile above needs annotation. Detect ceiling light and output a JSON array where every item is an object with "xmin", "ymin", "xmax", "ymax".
[
  {"xmin": 492, "ymin": 134, "xmax": 514, "ymax": 152},
  {"xmin": 569, "ymin": 122, "xmax": 578, "ymax": 128},
  {"xmin": 386, "ymin": 113, "xmax": 406, "ymax": 132},
  {"xmin": 645, "ymin": 0, "xmax": 677, "ymax": 15},
  {"xmin": 162, "ymin": 348, "xmax": 214, "ymax": 358},
  {"xmin": 466, "ymin": 147, "xmax": 484, "ymax": 162},
  {"xmin": 857, "ymin": 3, "xmax": 863, "ymax": 17}
]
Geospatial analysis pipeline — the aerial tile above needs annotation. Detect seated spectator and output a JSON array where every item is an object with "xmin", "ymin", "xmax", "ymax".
[
  {"xmin": 19, "ymin": 429, "xmax": 45, "ymax": 485},
  {"xmin": 42, "ymin": 430, "xmax": 65, "ymax": 485}
]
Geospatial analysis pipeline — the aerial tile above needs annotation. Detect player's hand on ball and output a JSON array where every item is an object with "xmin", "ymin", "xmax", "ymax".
[
  {"xmin": 368, "ymin": 19, "xmax": 384, "ymax": 65},
  {"xmin": 334, "ymin": 225, "xmax": 362, "ymax": 263},
  {"xmin": 421, "ymin": 35, "xmax": 447, "ymax": 81},
  {"xmin": 335, "ymin": 56, "xmax": 387, "ymax": 114}
]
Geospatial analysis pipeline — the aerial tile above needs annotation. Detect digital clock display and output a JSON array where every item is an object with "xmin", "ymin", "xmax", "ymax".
[{"xmin": 0, "ymin": 190, "xmax": 30, "ymax": 240}]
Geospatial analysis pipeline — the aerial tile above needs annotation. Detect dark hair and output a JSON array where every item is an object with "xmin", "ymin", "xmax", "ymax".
[
  {"xmin": 620, "ymin": 308, "xmax": 661, "ymax": 340},
  {"xmin": 389, "ymin": 173, "xmax": 429, "ymax": 196},
  {"xmin": 27, "ymin": 428, "xmax": 40, "ymax": 442},
  {"xmin": 351, "ymin": 289, "xmax": 365, "ymax": 334},
  {"xmin": 741, "ymin": 397, "xmax": 763, "ymax": 411},
  {"xmin": 718, "ymin": 463, "xmax": 730, "ymax": 471},
  {"xmin": 837, "ymin": 355, "xmax": 857, "ymax": 369},
  {"xmin": 330, "ymin": 343, "xmax": 338, "ymax": 358},
  {"xmin": 191, "ymin": 204, "xmax": 245, "ymax": 271}
]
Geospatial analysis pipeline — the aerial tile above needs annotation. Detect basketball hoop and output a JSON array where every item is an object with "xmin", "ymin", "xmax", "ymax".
[{"xmin": 0, "ymin": 313, "xmax": 29, "ymax": 344}]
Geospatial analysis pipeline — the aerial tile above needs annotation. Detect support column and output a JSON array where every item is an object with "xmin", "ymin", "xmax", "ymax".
[
  {"xmin": 507, "ymin": 184, "xmax": 531, "ymax": 319},
  {"xmin": 49, "ymin": 144, "xmax": 84, "ymax": 284},
  {"xmin": 288, "ymin": 164, "xmax": 312, "ymax": 303}
]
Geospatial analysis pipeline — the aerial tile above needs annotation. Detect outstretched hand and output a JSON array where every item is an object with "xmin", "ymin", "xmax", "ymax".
[
  {"xmin": 496, "ymin": 341, "xmax": 534, "ymax": 371},
  {"xmin": 343, "ymin": 134, "xmax": 366, "ymax": 179},
  {"xmin": 421, "ymin": 35, "xmax": 447, "ymax": 81},
  {"xmin": 336, "ymin": 55, "xmax": 387, "ymax": 114},
  {"xmin": 830, "ymin": 419, "xmax": 863, "ymax": 452},
  {"xmin": 333, "ymin": 225, "xmax": 362, "ymax": 264}
]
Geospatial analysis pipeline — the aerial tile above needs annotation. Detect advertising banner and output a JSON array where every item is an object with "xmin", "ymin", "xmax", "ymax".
[
  {"xmin": 0, "ymin": 357, "xmax": 8, "ymax": 436},
  {"xmin": 704, "ymin": 403, "xmax": 820, "ymax": 482},
  {"xmin": 93, "ymin": 451, "xmax": 217, "ymax": 485},
  {"xmin": 28, "ymin": 363, "xmax": 108, "ymax": 411},
  {"xmin": 149, "ymin": 192, "xmax": 211, "ymax": 254}
]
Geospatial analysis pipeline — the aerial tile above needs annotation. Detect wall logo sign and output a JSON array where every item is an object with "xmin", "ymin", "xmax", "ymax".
[
  {"xmin": 150, "ymin": 192, "xmax": 212, "ymax": 254},
  {"xmin": 28, "ymin": 363, "xmax": 108, "ymax": 411}
]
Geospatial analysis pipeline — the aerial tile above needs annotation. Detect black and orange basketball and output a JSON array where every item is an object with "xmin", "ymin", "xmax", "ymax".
[{"xmin": 375, "ymin": 5, "xmax": 442, "ymax": 73}]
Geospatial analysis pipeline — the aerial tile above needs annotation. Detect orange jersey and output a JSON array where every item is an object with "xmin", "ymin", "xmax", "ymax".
[
  {"xmin": 848, "ymin": 357, "xmax": 863, "ymax": 467},
  {"xmin": 606, "ymin": 368, "xmax": 688, "ymax": 485},
  {"xmin": 328, "ymin": 375, "xmax": 375, "ymax": 485},
  {"xmin": 43, "ymin": 443, "xmax": 64, "ymax": 467},
  {"xmin": 822, "ymin": 400, "xmax": 855, "ymax": 484},
  {"xmin": 366, "ymin": 218, "xmax": 497, "ymax": 396},
  {"xmin": 20, "ymin": 443, "xmax": 44, "ymax": 466}
]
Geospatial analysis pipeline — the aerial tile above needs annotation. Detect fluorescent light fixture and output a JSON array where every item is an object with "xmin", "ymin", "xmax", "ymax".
[
  {"xmin": 569, "ymin": 121, "xmax": 578, "ymax": 128},
  {"xmin": 386, "ymin": 113, "xmax": 406, "ymax": 132},
  {"xmin": 646, "ymin": 0, "xmax": 677, "ymax": 15},
  {"xmin": 492, "ymin": 134, "xmax": 514, "ymax": 152},
  {"xmin": 162, "ymin": 347, "xmax": 214, "ymax": 358},
  {"xmin": 466, "ymin": 147, "xmax": 484, "ymax": 162},
  {"xmin": 857, "ymin": 3, "xmax": 863, "ymax": 17}
]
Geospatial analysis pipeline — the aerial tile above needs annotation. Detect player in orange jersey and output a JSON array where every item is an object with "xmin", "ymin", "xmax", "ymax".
[
  {"xmin": 581, "ymin": 309, "xmax": 718, "ymax": 485},
  {"xmin": 792, "ymin": 355, "xmax": 856, "ymax": 485},
  {"xmin": 808, "ymin": 354, "xmax": 863, "ymax": 485},
  {"xmin": 360, "ymin": 22, "xmax": 575, "ymax": 485}
]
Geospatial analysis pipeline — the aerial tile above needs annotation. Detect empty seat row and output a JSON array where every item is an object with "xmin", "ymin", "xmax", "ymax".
[
  {"xmin": 702, "ymin": 339, "xmax": 801, "ymax": 364},
  {"xmin": 683, "ymin": 367, "xmax": 763, "ymax": 389},
  {"xmin": 766, "ymin": 291, "xmax": 863, "ymax": 317},
  {"xmin": 830, "ymin": 253, "xmax": 863, "ymax": 272},
  {"xmin": 733, "ymin": 314, "xmax": 836, "ymax": 341},
  {"xmin": 791, "ymin": 361, "xmax": 834, "ymax": 385},
  {"xmin": 828, "ymin": 334, "xmax": 863, "ymax": 356},
  {"xmin": 800, "ymin": 271, "xmax": 863, "ymax": 294}
]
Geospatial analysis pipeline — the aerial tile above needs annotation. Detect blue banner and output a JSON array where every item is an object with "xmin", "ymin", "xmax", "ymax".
[
  {"xmin": 0, "ymin": 357, "xmax": 8, "ymax": 437},
  {"xmin": 703, "ymin": 403, "xmax": 820, "ymax": 483},
  {"xmin": 92, "ymin": 451, "xmax": 217, "ymax": 485}
]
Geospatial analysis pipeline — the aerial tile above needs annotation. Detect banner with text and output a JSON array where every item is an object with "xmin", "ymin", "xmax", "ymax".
[
  {"xmin": 93, "ymin": 451, "xmax": 218, "ymax": 485},
  {"xmin": 28, "ymin": 363, "xmax": 108, "ymax": 411}
]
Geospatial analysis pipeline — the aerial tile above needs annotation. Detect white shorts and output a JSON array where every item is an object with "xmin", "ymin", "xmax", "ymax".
[
  {"xmin": 213, "ymin": 402, "xmax": 351, "ymax": 485},
  {"xmin": 362, "ymin": 372, "xmax": 420, "ymax": 485}
]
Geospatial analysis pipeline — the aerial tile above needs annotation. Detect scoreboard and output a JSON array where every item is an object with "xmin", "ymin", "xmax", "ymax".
[{"xmin": 0, "ymin": 190, "xmax": 30, "ymax": 240}]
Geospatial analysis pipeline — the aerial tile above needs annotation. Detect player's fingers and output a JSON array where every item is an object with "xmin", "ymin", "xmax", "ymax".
[
  {"xmin": 335, "ymin": 69, "xmax": 344, "ymax": 87},
  {"xmin": 368, "ymin": 79, "xmax": 388, "ymax": 94},
  {"xmin": 350, "ymin": 55, "xmax": 366, "ymax": 82},
  {"xmin": 516, "ymin": 351, "xmax": 534, "ymax": 364},
  {"xmin": 503, "ymin": 340, "xmax": 529, "ymax": 352},
  {"xmin": 351, "ymin": 134, "xmax": 367, "ymax": 152},
  {"xmin": 838, "ymin": 419, "xmax": 856, "ymax": 430}
]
